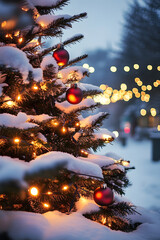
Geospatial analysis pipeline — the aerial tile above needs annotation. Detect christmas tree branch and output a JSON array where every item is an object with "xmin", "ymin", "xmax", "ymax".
[
  {"xmin": 36, "ymin": 0, "xmax": 70, "ymax": 14},
  {"xmin": 33, "ymin": 34, "xmax": 84, "ymax": 59},
  {"xmin": 62, "ymin": 54, "xmax": 88, "ymax": 68}
]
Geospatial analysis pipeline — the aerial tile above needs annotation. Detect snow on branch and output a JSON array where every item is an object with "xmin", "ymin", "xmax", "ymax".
[
  {"xmin": 0, "ymin": 112, "xmax": 38, "ymax": 129},
  {"xmin": 55, "ymin": 99, "xmax": 98, "ymax": 114},
  {"xmin": 0, "ymin": 46, "xmax": 42, "ymax": 83},
  {"xmin": 58, "ymin": 67, "xmax": 89, "ymax": 83},
  {"xmin": 36, "ymin": 14, "xmax": 71, "ymax": 28},
  {"xmin": 80, "ymin": 112, "xmax": 109, "ymax": 128},
  {"xmin": 0, "ymin": 151, "xmax": 103, "ymax": 187}
]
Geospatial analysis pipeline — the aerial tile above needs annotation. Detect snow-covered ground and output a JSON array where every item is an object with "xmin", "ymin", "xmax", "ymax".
[
  {"xmin": 1, "ymin": 138, "xmax": 160, "ymax": 240},
  {"xmin": 97, "ymin": 138, "xmax": 160, "ymax": 211}
]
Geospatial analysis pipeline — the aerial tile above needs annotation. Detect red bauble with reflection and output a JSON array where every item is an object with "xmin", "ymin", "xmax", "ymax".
[
  {"xmin": 53, "ymin": 47, "xmax": 69, "ymax": 66},
  {"xmin": 66, "ymin": 84, "xmax": 83, "ymax": 104},
  {"xmin": 94, "ymin": 184, "xmax": 114, "ymax": 206}
]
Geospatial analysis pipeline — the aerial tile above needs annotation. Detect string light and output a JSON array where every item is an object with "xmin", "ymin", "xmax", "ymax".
[
  {"xmin": 29, "ymin": 187, "xmax": 39, "ymax": 196},
  {"xmin": 147, "ymin": 85, "xmax": 152, "ymax": 91},
  {"xmin": 120, "ymin": 83, "xmax": 127, "ymax": 91},
  {"xmin": 89, "ymin": 67, "xmax": 95, "ymax": 73},
  {"xmin": 47, "ymin": 191, "xmax": 52, "ymax": 195},
  {"xmin": 43, "ymin": 203, "xmax": 50, "ymax": 208},
  {"xmin": 62, "ymin": 185, "xmax": 69, "ymax": 191},
  {"xmin": 133, "ymin": 64, "xmax": 139, "ymax": 70},
  {"xmin": 122, "ymin": 161, "xmax": 130, "ymax": 167},
  {"xmin": 113, "ymin": 131, "xmax": 119, "ymax": 138},
  {"xmin": 18, "ymin": 37, "xmax": 23, "ymax": 44},
  {"xmin": 5, "ymin": 34, "xmax": 13, "ymax": 39},
  {"xmin": 150, "ymin": 108, "xmax": 157, "ymax": 117},
  {"xmin": 147, "ymin": 65, "xmax": 152, "ymax": 70},
  {"xmin": 75, "ymin": 122, "xmax": 80, "ymax": 128},
  {"xmin": 61, "ymin": 126, "xmax": 67, "ymax": 133},
  {"xmin": 6, "ymin": 100, "xmax": 14, "ymax": 107},
  {"xmin": 157, "ymin": 66, "xmax": 160, "ymax": 71},
  {"xmin": 110, "ymin": 66, "xmax": 117, "ymax": 72},
  {"xmin": 14, "ymin": 138, "xmax": 20, "ymax": 144},
  {"xmin": 52, "ymin": 120, "xmax": 59, "ymax": 127},
  {"xmin": 124, "ymin": 66, "xmax": 130, "ymax": 72},
  {"xmin": 32, "ymin": 84, "xmax": 38, "ymax": 91},
  {"xmin": 141, "ymin": 86, "xmax": 146, "ymax": 91},
  {"xmin": 101, "ymin": 216, "xmax": 107, "ymax": 225},
  {"xmin": 157, "ymin": 125, "xmax": 160, "ymax": 131},
  {"xmin": 17, "ymin": 95, "xmax": 21, "ymax": 101},
  {"xmin": 100, "ymin": 84, "xmax": 107, "ymax": 90},
  {"xmin": 83, "ymin": 63, "xmax": 89, "ymax": 69},
  {"xmin": 1, "ymin": 21, "xmax": 7, "ymax": 28},
  {"xmin": 80, "ymin": 149, "xmax": 89, "ymax": 157},
  {"xmin": 103, "ymin": 134, "xmax": 112, "ymax": 142}
]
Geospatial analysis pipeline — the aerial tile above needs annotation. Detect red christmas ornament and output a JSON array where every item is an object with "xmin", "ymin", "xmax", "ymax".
[
  {"xmin": 66, "ymin": 84, "xmax": 83, "ymax": 104},
  {"xmin": 94, "ymin": 184, "xmax": 114, "ymax": 206},
  {"xmin": 53, "ymin": 46, "xmax": 69, "ymax": 66}
]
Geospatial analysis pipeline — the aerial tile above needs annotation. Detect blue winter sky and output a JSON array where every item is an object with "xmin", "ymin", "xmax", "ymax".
[{"xmin": 56, "ymin": 0, "xmax": 132, "ymax": 57}]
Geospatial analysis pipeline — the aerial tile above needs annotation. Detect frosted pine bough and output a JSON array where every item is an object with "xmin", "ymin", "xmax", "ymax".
[{"xmin": 0, "ymin": 0, "xmax": 160, "ymax": 240}]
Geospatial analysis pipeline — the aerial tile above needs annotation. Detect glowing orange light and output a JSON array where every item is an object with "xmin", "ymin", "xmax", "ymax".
[
  {"xmin": 43, "ymin": 203, "xmax": 50, "ymax": 208},
  {"xmin": 47, "ymin": 191, "xmax": 52, "ymax": 195},
  {"xmin": 122, "ymin": 161, "xmax": 130, "ymax": 167},
  {"xmin": 63, "ymin": 185, "xmax": 68, "ymax": 191},
  {"xmin": 17, "ymin": 95, "xmax": 21, "ymax": 101},
  {"xmin": 75, "ymin": 122, "xmax": 80, "ymax": 127},
  {"xmin": 96, "ymin": 192, "xmax": 102, "ymax": 199},
  {"xmin": 52, "ymin": 120, "xmax": 59, "ymax": 127},
  {"xmin": 32, "ymin": 84, "xmax": 38, "ymax": 91},
  {"xmin": 14, "ymin": 138, "xmax": 20, "ymax": 143},
  {"xmin": 101, "ymin": 216, "xmax": 107, "ymax": 225},
  {"xmin": 61, "ymin": 127, "xmax": 67, "ymax": 133},
  {"xmin": 18, "ymin": 37, "xmax": 23, "ymax": 44},
  {"xmin": 29, "ymin": 187, "xmax": 39, "ymax": 196},
  {"xmin": 1, "ymin": 21, "xmax": 7, "ymax": 28}
]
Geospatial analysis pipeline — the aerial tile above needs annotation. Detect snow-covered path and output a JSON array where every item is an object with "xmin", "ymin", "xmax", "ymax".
[{"xmin": 97, "ymin": 138, "xmax": 160, "ymax": 211}]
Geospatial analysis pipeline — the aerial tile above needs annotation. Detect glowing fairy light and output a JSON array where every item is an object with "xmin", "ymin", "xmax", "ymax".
[
  {"xmin": 17, "ymin": 95, "xmax": 21, "ymax": 101},
  {"xmin": 133, "ymin": 64, "xmax": 139, "ymax": 70},
  {"xmin": 122, "ymin": 161, "xmax": 130, "ymax": 167},
  {"xmin": 32, "ymin": 84, "xmax": 38, "ymax": 91},
  {"xmin": 89, "ymin": 67, "xmax": 95, "ymax": 73},
  {"xmin": 147, "ymin": 65, "xmax": 152, "ymax": 70},
  {"xmin": 124, "ymin": 66, "xmax": 130, "ymax": 72},
  {"xmin": 83, "ymin": 63, "xmax": 89, "ymax": 69},
  {"xmin": 61, "ymin": 126, "xmax": 67, "ymax": 133},
  {"xmin": 100, "ymin": 84, "xmax": 107, "ymax": 90},
  {"xmin": 18, "ymin": 37, "xmax": 23, "ymax": 44},
  {"xmin": 157, "ymin": 125, "xmax": 160, "ymax": 131},
  {"xmin": 47, "ymin": 191, "xmax": 52, "ymax": 195},
  {"xmin": 120, "ymin": 83, "xmax": 127, "ymax": 91},
  {"xmin": 113, "ymin": 131, "xmax": 119, "ymax": 138},
  {"xmin": 29, "ymin": 187, "xmax": 39, "ymax": 196},
  {"xmin": 14, "ymin": 138, "xmax": 20, "ymax": 144},
  {"xmin": 101, "ymin": 216, "xmax": 107, "ymax": 225},
  {"xmin": 52, "ymin": 120, "xmax": 59, "ymax": 127},
  {"xmin": 43, "ymin": 203, "xmax": 50, "ymax": 208},
  {"xmin": 103, "ymin": 134, "xmax": 112, "ymax": 142},
  {"xmin": 110, "ymin": 66, "xmax": 117, "ymax": 72},
  {"xmin": 62, "ymin": 185, "xmax": 69, "ymax": 191}
]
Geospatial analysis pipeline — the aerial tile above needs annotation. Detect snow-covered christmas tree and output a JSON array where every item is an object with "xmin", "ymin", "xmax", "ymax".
[{"xmin": 0, "ymin": 1, "xmax": 160, "ymax": 240}]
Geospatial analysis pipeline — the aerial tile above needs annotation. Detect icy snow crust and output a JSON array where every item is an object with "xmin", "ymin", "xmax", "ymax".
[{"xmin": 0, "ymin": 199, "xmax": 160, "ymax": 240}]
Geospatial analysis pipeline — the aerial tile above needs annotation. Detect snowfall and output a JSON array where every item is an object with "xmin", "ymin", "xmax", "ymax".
[{"xmin": 0, "ymin": 138, "xmax": 160, "ymax": 240}]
